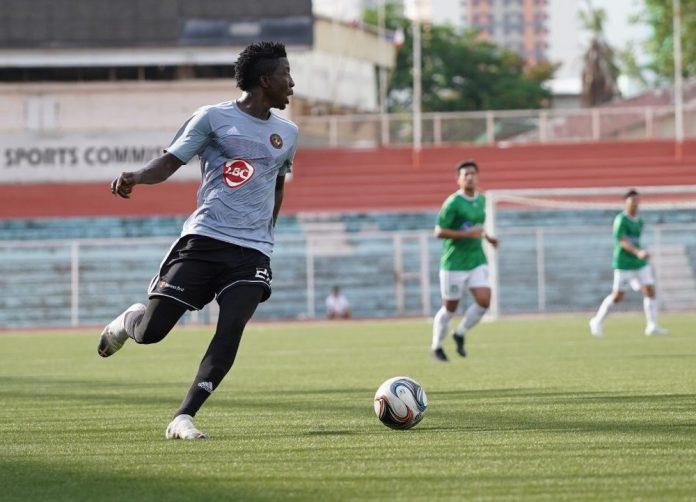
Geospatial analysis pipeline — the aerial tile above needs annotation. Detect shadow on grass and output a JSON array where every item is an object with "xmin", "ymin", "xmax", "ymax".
[{"xmin": 0, "ymin": 460, "xmax": 286, "ymax": 502}]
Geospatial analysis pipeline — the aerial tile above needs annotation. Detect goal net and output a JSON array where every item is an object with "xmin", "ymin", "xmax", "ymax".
[{"xmin": 484, "ymin": 185, "xmax": 696, "ymax": 319}]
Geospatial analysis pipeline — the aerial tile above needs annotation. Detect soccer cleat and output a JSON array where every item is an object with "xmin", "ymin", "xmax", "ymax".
[
  {"xmin": 589, "ymin": 316, "xmax": 603, "ymax": 337},
  {"xmin": 165, "ymin": 414, "xmax": 208, "ymax": 440},
  {"xmin": 453, "ymin": 333, "xmax": 467, "ymax": 357},
  {"xmin": 645, "ymin": 324, "xmax": 669, "ymax": 336},
  {"xmin": 97, "ymin": 303, "xmax": 146, "ymax": 357},
  {"xmin": 431, "ymin": 347, "xmax": 449, "ymax": 363}
]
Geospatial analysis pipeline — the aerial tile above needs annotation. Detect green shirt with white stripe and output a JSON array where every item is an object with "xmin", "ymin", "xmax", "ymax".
[
  {"xmin": 438, "ymin": 192, "xmax": 487, "ymax": 271},
  {"xmin": 612, "ymin": 211, "xmax": 647, "ymax": 270}
]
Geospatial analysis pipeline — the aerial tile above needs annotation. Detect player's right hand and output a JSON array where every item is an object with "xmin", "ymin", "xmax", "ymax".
[
  {"xmin": 637, "ymin": 249, "xmax": 650, "ymax": 260},
  {"xmin": 111, "ymin": 172, "xmax": 138, "ymax": 199}
]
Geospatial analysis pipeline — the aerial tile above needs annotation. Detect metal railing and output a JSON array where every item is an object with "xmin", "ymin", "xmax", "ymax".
[
  {"xmin": 2, "ymin": 222, "xmax": 695, "ymax": 329},
  {"xmin": 295, "ymin": 104, "xmax": 696, "ymax": 148}
]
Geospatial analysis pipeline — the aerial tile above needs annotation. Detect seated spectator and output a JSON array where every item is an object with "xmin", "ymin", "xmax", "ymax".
[{"xmin": 326, "ymin": 286, "xmax": 351, "ymax": 319}]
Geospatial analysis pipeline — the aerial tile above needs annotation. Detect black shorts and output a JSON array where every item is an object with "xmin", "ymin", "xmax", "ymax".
[{"xmin": 148, "ymin": 235, "xmax": 272, "ymax": 310}]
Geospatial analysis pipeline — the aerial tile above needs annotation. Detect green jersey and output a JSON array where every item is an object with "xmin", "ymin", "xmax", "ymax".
[
  {"xmin": 612, "ymin": 211, "xmax": 647, "ymax": 270},
  {"xmin": 437, "ymin": 191, "xmax": 487, "ymax": 271}
]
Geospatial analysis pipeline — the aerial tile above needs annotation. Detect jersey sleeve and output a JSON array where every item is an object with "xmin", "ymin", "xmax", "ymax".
[
  {"xmin": 278, "ymin": 128, "xmax": 298, "ymax": 176},
  {"xmin": 165, "ymin": 107, "xmax": 212, "ymax": 164},
  {"xmin": 612, "ymin": 214, "xmax": 626, "ymax": 240},
  {"xmin": 437, "ymin": 198, "xmax": 457, "ymax": 229},
  {"xmin": 278, "ymin": 142, "xmax": 296, "ymax": 176}
]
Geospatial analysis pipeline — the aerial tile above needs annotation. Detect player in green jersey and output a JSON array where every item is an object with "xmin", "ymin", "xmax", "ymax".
[
  {"xmin": 589, "ymin": 189, "xmax": 668, "ymax": 337},
  {"xmin": 431, "ymin": 160, "xmax": 498, "ymax": 362}
]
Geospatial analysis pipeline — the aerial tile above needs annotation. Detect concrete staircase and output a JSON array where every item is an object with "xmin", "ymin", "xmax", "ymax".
[{"xmin": 653, "ymin": 244, "xmax": 696, "ymax": 311}]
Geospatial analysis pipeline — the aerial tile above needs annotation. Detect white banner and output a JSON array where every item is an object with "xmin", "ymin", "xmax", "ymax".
[{"xmin": 0, "ymin": 132, "xmax": 202, "ymax": 183}]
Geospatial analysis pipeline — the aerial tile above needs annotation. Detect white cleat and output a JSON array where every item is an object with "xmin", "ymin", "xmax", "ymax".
[
  {"xmin": 645, "ymin": 324, "xmax": 669, "ymax": 336},
  {"xmin": 97, "ymin": 303, "xmax": 146, "ymax": 357},
  {"xmin": 165, "ymin": 414, "xmax": 208, "ymax": 440},
  {"xmin": 589, "ymin": 316, "xmax": 603, "ymax": 337}
]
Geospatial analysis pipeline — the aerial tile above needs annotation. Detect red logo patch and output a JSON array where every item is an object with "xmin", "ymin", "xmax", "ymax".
[{"xmin": 222, "ymin": 159, "xmax": 255, "ymax": 188}]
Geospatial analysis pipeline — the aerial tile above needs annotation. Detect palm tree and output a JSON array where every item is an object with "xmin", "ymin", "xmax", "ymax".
[{"xmin": 579, "ymin": 0, "xmax": 620, "ymax": 107}]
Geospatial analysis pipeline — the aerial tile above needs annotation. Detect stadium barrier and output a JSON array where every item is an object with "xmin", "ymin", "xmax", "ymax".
[{"xmin": 2, "ymin": 217, "xmax": 695, "ymax": 329}]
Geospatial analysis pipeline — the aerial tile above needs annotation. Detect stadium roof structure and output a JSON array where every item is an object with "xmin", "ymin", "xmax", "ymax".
[{"xmin": 0, "ymin": 0, "xmax": 313, "ymax": 67}]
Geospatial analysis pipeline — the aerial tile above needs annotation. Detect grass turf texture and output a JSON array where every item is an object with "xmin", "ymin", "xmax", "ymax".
[{"xmin": 1, "ymin": 314, "xmax": 695, "ymax": 501}]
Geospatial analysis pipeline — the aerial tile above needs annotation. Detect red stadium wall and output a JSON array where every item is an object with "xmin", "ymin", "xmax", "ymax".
[{"xmin": 1, "ymin": 140, "xmax": 695, "ymax": 218}]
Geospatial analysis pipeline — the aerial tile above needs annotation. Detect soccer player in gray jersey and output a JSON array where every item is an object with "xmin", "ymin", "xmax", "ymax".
[{"xmin": 97, "ymin": 42, "xmax": 297, "ymax": 439}]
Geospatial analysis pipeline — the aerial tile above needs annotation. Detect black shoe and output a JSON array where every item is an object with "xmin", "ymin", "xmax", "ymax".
[
  {"xmin": 453, "ymin": 333, "xmax": 466, "ymax": 357},
  {"xmin": 432, "ymin": 347, "xmax": 449, "ymax": 362}
]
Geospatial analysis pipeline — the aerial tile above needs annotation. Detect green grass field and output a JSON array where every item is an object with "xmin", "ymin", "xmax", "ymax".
[{"xmin": 1, "ymin": 314, "xmax": 695, "ymax": 501}]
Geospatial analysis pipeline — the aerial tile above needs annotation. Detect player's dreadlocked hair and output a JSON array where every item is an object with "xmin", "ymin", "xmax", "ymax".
[{"xmin": 233, "ymin": 41, "xmax": 288, "ymax": 91}]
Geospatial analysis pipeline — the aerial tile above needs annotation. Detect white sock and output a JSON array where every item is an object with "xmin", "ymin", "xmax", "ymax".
[
  {"xmin": 594, "ymin": 294, "xmax": 615, "ymax": 323},
  {"xmin": 454, "ymin": 316, "xmax": 467, "ymax": 336},
  {"xmin": 431, "ymin": 307, "xmax": 453, "ymax": 351},
  {"xmin": 460, "ymin": 303, "xmax": 487, "ymax": 333},
  {"xmin": 644, "ymin": 297, "xmax": 658, "ymax": 326}
]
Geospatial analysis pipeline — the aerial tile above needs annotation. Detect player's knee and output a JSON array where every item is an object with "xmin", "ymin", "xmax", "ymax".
[{"xmin": 476, "ymin": 299, "xmax": 490, "ymax": 309}]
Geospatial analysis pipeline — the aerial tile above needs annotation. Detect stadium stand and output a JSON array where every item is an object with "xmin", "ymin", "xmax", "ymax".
[{"xmin": 1, "ymin": 139, "xmax": 694, "ymax": 219}]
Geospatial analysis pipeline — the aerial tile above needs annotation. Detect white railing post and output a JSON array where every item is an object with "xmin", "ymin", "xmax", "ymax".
[
  {"xmin": 592, "ymin": 108, "xmax": 600, "ymax": 140},
  {"xmin": 306, "ymin": 237, "xmax": 316, "ymax": 318},
  {"xmin": 536, "ymin": 228, "xmax": 546, "ymax": 312},
  {"xmin": 70, "ymin": 241, "xmax": 79, "ymax": 326},
  {"xmin": 381, "ymin": 113, "xmax": 390, "ymax": 146},
  {"xmin": 486, "ymin": 111, "xmax": 495, "ymax": 144},
  {"xmin": 329, "ymin": 116, "xmax": 339, "ymax": 147},
  {"xmin": 419, "ymin": 232, "xmax": 430, "ymax": 316},
  {"xmin": 393, "ymin": 234, "xmax": 404, "ymax": 315},
  {"xmin": 485, "ymin": 192, "xmax": 500, "ymax": 319},
  {"xmin": 539, "ymin": 110, "xmax": 548, "ymax": 143},
  {"xmin": 433, "ymin": 113, "xmax": 442, "ymax": 146},
  {"xmin": 645, "ymin": 107, "xmax": 654, "ymax": 138}
]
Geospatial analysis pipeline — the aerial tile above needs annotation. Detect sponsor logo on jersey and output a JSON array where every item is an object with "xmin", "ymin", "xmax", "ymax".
[
  {"xmin": 226, "ymin": 126, "xmax": 240, "ymax": 135},
  {"xmin": 222, "ymin": 159, "xmax": 255, "ymax": 188},
  {"xmin": 270, "ymin": 133, "xmax": 283, "ymax": 149}
]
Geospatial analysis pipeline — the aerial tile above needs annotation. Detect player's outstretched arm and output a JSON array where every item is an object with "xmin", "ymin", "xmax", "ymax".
[{"xmin": 111, "ymin": 153, "xmax": 184, "ymax": 198}]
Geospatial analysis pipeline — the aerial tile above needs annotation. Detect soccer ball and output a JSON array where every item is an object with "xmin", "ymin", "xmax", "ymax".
[{"xmin": 373, "ymin": 376, "xmax": 428, "ymax": 430}]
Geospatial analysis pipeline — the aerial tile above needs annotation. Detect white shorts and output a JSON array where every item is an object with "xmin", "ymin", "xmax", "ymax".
[
  {"xmin": 439, "ymin": 265, "xmax": 490, "ymax": 300},
  {"xmin": 612, "ymin": 265, "xmax": 654, "ymax": 292}
]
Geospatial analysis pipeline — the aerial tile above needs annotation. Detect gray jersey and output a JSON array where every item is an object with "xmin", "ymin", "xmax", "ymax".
[{"xmin": 166, "ymin": 100, "xmax": 298, "ymax": 257}]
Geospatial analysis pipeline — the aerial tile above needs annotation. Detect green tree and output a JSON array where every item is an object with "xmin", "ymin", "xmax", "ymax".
[
  {"xmin": 363, "ymin": 5, "xmax": 555, "ymax": 112},
  {"xmin": 578, "ymin": 0, "xmax": 620, "ymax": 107},
  {"xmin": 638, "ymin": 0, "xmax": 696, "ymax": 82}
]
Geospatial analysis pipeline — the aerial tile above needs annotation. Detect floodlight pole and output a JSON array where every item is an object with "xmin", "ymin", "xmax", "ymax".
[
  {"xmin": 378, "ymin": 0, "xmax": 389, "ymax": 146},
  {"xmin": 412, "ymin": 5, "xmax": 423, "ymax": 162},
  {"xmin": 673, "ymin": 0, "xmax": 684, "ymax": 159}
]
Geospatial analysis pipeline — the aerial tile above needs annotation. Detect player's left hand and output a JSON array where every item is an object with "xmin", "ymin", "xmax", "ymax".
[
  {"xmin": 111, "ymin": 172, "xmax": 138, "ymax": 199},
  {"xmin": 486, "ymin": 236, "xmax": 499, "ymax": 248}
]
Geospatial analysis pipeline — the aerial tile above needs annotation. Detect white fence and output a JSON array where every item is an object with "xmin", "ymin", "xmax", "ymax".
[
  {"xmin": 2, "ymin": 223, "xmax": 695, "ymax": 329},
  {"xmin": 296, "ymin": 105, "xmax": 696, "ymax": 147}
]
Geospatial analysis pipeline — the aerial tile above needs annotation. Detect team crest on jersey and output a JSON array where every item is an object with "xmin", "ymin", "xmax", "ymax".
[
  {"xmin": 222, "ymin": 159, "xmax": 255, "ymax": 188},
  {"xmin": 270, "ymin": 133, "xmax": 283, "ymax": 149}
]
